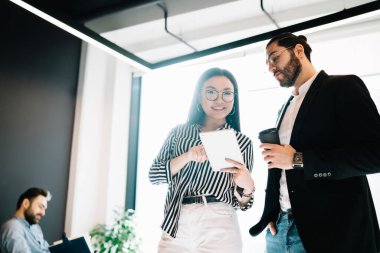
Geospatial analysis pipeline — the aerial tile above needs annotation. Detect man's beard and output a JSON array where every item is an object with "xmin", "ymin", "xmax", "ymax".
[
  {"xmin": 278, "ymin": 52, "xmax": 302, "ymax": 88},
  {"xmin": 24, "ymin": 208, "xmax": 40, "ymax": 225}
]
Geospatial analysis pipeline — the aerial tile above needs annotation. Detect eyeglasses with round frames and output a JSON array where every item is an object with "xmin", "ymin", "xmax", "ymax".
[
  {"xmin": 203, "ymin": 89, "xmax": 235, "ymax": 103},
  {"xmin": 266, "ymin": 46, "xmax": 293, "ymax": 65}
]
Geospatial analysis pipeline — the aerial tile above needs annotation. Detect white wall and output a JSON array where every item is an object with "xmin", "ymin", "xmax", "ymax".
[{"xmin": 65, "ymin": 42, "xmax": 132, "ymax": 237}]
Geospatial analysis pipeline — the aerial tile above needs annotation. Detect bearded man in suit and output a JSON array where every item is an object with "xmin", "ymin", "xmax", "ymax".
[{"xmin": 250, "ymin": 32, "xmax": 380, "ymax": 253}]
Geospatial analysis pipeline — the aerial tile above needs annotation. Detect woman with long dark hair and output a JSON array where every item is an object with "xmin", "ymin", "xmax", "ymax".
[{"xmin": 149, "ymin": 67, "xmax": 255, "ymax": 253}]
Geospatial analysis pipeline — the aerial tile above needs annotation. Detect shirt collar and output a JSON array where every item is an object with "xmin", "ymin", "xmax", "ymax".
[
  {"xmin": 14, "ymin": 216, "xmax": 32, "ymax": 228},
  {"xmin": 194, "ymin": 122, "xmax": 231, "ymax": 131},
  {"xmin": 218, "ymin": 122, "xmax": 231, "ymax": 130},
  {"xmin": 292, "ymin": 71, "xmax": 320, "ymax": 97}
]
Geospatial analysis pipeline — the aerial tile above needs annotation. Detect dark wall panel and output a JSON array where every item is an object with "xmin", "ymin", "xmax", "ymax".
[{"xmin": 0, "ymin": 1, "xmax": 81, "ymax": 243}]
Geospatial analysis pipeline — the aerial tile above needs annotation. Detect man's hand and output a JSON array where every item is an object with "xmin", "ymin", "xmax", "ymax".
[
  {"xmin": 268, "ymin": 221, "xmax": 277, "ymax": 235},
  {"xmin": 260, "ymin": 144, "xmax": 296, "ymax": 170}
]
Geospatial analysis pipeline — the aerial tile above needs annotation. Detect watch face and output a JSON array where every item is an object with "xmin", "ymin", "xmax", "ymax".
[{"xmin": 293, "ymin": 152, "xmax": 303, "ymax": 168}]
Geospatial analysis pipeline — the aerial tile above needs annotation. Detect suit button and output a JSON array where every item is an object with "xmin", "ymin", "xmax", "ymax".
[
  {"xmin": 323, "ymin": 173, "xmax": 327, "ymax": 177},
  {"xmin": 319, "ymin": 173, "xmax": 323, "ymax": 177},
  {"xmin": 314, "ymin": 173, "xmax": 318, "ymax": 178}
]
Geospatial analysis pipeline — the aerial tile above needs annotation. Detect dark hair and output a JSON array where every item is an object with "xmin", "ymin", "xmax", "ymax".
[
  {"xmin": 187, "ymin": 67, "xmax": 241, "ymax": 131},
  {"xmin": 16, "ymin": 187, "xmax": 51, "ymax": 210},
  {"xmin": 267, "ymin": 32, "xmax": 312, "ymax": 62}
]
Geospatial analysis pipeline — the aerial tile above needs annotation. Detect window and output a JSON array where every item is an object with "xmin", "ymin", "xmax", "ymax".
[{"xmin": 135, "ymin": 30, "xmax": 380, "ymax": 252}]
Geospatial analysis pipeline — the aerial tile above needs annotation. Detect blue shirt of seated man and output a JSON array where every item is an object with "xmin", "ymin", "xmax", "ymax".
[{"xmin": 0, "ymin": 188, "xmax": 51, "ymax": 253}]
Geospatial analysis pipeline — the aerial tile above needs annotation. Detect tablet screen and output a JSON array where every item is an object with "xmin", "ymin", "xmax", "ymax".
[{"xmin": 199, "ymin": 129, "xmax": 244, "ymax": 171}]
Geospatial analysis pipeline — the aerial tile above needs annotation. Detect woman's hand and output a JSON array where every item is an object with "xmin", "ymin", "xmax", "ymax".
[
  {"xmin": 221, "ymin": 158, "xmax": 255, "ymax": 194},
  {"xmin": 170, "ymin": 145, "xmax": 208, "ymax": 176},
  {"xmin": 186, "ymin": 145, "xmax": 208, "ymax": 163}
]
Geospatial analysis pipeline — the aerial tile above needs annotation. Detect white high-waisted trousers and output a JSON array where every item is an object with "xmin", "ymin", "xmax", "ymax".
[{"xmin": 157, "ymin": 201, "xmax": 242, "ymax": 253}]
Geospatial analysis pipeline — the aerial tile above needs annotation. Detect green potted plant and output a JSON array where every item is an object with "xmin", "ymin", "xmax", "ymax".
[{"xmin": 90, "ymin": 209, "xmax": 141, "ymax": 253}]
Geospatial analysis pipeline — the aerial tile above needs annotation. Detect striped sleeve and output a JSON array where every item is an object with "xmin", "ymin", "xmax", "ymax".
[
  {"xmin": 233, "ymin": 132, "xmax": 255, "ymax": 210},
  {"xmin": 148, "ymin": 126, "xmax": 178, "ymax": 185},
  {"xmin": 241, "ymin": 138, "xmax": 254, "ymax": 210},
  {"xmin": 243, "ymin": 138, "xmax": 254, "ymax": 172},
  {"xmin": 235, "ymin": 131, "xmax": 254, "ymax": 173}
]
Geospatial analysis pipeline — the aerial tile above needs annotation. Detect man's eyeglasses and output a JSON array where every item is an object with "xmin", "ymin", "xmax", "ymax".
[
  {"xmin": 203, "ymin": 89, "xmax": 235, "ymax": 103},
  {"xmin": 266, "ymin": 46, "xmax": 293, "ymax": 65}
]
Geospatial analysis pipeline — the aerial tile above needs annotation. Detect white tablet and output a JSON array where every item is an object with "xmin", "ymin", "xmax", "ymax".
[{"xmin": 199, "ymin": 129, "xmax": 244, "ymax": 171}]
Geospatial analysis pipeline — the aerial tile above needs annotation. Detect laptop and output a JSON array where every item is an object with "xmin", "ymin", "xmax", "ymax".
[{"xmin": 49, "ymin": 234, "xmax": 93, "ymax": 253}]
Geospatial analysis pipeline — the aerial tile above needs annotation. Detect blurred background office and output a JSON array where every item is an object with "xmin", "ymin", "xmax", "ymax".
[{"xmin": 1, "ymin": 0, "xmax": 379, "ymax": 252}]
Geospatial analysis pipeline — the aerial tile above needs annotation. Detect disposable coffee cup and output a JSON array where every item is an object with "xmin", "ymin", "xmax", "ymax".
[{"xmin": 258, "ymin": 128, "xmax": 280, "ymax": 144}]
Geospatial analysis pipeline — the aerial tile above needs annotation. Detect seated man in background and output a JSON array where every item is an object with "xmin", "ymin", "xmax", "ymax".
[{"xmin": 0, "ymin": 187, "xmax": 51, "ymax": 253}]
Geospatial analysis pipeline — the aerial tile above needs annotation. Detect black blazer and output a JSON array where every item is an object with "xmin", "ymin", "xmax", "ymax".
[{"xmin": 250, "ymin": 71, "xmax": 380, "ymax": 253}]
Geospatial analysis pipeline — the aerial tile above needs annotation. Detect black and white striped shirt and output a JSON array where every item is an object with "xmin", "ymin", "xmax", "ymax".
[{"xmin": 149, "ymin": 123, "xmax": 254, "ymax": 237}]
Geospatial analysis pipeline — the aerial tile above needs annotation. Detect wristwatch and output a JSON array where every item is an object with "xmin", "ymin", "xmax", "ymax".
[{"xmin": 292, "ymin": 152, "xmax": 303, "ymax": 169}]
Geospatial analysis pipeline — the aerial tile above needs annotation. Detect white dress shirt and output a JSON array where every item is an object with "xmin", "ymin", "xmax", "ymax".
[{"xmin": 278, "ymin": 71, "xmax": 319, "ymax": 211}]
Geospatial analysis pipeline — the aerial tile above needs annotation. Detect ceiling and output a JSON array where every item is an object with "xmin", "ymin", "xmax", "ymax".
[{"xmin": 13, "ymin": 0, "xmax": 380, "ymax": 70}]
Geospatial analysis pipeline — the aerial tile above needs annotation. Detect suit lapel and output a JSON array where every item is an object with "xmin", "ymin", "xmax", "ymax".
[
  {"xmin": 290, "ymin": 71, "xmax": 328, "ymax": 146},
  {"xmin": 276, "ymin": 95, "xmax": 294, "ymax": 129}
]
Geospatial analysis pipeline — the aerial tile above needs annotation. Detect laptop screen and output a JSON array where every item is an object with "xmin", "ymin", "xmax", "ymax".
[{"xmin": 49, "ymin": 236, "xmax": 92, "ymax": 253}]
